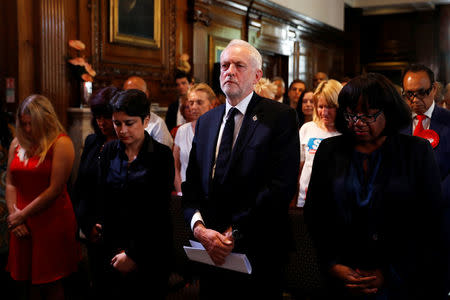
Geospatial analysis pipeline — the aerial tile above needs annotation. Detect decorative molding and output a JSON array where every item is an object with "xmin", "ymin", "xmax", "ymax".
[
  {"xmin": 40, "ymin": 0, "xmax": 71, "ymax": 125},
  {"xmin": 193, "ymin": 8, "xmax": 212, "ymax": 26}
]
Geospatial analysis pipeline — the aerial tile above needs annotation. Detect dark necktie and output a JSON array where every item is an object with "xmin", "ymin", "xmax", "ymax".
[{"xmin": 214, "ymin": 107, "xmax": 238, "ymax": 181}]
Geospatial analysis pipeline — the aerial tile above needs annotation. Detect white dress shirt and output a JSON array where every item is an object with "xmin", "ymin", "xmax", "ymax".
[
  {"xmin": 176, "ymin": 98, "xmax": 186, "ymax": 126},
  {"xmin": 145, "ymin": 112, "xmax": 174, "ymax": 149}
]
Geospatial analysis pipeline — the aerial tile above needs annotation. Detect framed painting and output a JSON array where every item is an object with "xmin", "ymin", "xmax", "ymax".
[
  {"xmin": 110, "ymin": 0, "xmax": 161, "ymax": 48},
  {"xmin": 208, "ymin": 35, "xmax": 230, "ymax": 83}
]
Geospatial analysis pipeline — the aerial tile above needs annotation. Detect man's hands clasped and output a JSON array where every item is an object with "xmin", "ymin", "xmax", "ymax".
[{"xmin": 193, "ymin": 223, "xmax": 234, "ymax": 265}]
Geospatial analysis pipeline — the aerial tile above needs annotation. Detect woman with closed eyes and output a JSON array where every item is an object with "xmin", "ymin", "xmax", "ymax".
[
  {"xmin": 96, "ymin": 89, "xmax": 174, "ymax": 299},
  {"xmin": 304, "ymin": 73, "xmax": 448, "ymax": 299}
]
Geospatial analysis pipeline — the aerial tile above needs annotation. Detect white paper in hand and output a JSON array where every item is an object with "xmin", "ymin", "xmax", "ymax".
[{"xmin": 183, "ymin": 240, "xmax": 252, "ymax": 274}]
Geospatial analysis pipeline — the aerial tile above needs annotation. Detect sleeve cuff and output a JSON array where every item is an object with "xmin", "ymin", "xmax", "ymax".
[{"xmin": 190, "ymin": 210, "xmax": 204, "ymax": 231}]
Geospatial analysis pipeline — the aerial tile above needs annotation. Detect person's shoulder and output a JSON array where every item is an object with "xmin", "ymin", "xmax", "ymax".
[
  {"xmin": 256, "ymin": 95, "xmax": 291, "ymax": 111},
  {"xmin": 84, "ymin": 133, "xmax": 99, "ymax": 146},
  {"xmin": 150, "ymin": 112, "xmax": 164, "ymax": 122},
  {"xmin": 197, "ymin": 104, "xmax": 224, "ymax": 123},
  {"xmin": 148, "ymin": 136, "xmax": 173, "ymax": 161},
  {"xmin": 55, "ymin": 133, "xmax": 73, "ymax": 147},
  {"xmin": 318, "ymin": 134, "xmax": 345, "ymax": 149},
  {"xmin": 395, "ymin": 133, "xmax": 430, "ymax": 148},
  {"xmin": 299, "ymin": 121, "xmax": 312, "ymax": 136},
  {"xmin": 176, "ymin": 122, "xmax": 191, "ymax": 135},
  {"xmin": 300, "ymin": 121, "xmax": 315, "ymax": 131},
  {"xmin": 178, "ymin": 122, "xmax": 191, "ymax": 131},
  {"xmin": 433, "ymin": 105, "xmax": 450, "ymax": 125},
  {"xmin": 8, "ymin": 137, "xmax": 19, "ymax": 153},
  {"xmin": 102, "ymin": 139, "xmax": 120, "ymax": 156}
]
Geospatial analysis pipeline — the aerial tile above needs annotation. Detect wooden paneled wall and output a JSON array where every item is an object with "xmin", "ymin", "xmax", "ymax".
[
  {"xmin": 0, "ymin": 0, "xmax": 192, "ymax": 125},
  {"xmin": 192, "ymin": 0, "xmax": 345, "ymax": 92},
  {"xmin": 0, "ymin": 1, "xmax": 19, "ymax": 114},
  {"xmin": 2, "ymin": 1, "xmax": 448, "ymax": 124},
  {"xmin": 345, "ymin": 4, "xmax": 450, "ymax": 85}
]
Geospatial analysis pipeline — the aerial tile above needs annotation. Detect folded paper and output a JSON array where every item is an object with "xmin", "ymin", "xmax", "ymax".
[{"xmin": 183, "ymin": 240, "xmax": 252, "ymax": 274}]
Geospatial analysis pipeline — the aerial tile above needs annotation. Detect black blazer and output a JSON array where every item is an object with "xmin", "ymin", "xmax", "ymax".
[
  {"xmin": 98, "ymin": 132, "xmax": 174, "ymax": 282},
  {"xmin": 72, "ymin": 133, "xmax": 105, "ymax": 237},
  {"xmin": 304, "ymin": 134, "xmax": 449, "ymax": 299},
  {"xmin": 182, "ymin": 93, "xmax": 300, "ymax": 272}
]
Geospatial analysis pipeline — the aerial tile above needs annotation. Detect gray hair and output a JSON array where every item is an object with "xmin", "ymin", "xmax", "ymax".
[{"xmin": 223, "ymin": 39, "xmax": 262, "ymax": 70}]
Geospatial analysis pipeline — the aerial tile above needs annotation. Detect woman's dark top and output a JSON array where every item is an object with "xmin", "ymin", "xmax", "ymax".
[
  {"xmin": 98, "ymin": 131, "xmax": 174, "ymax": 286},
  {"xmin": 72, "ymin": 133, "xmax": 106, "ymax": 238},
  {"xmin": 304, "ymin": 133, "xmax": 449, "ymax": 299}
]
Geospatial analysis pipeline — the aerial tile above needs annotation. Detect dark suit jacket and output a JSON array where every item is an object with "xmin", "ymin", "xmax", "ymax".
[
  {"xmin": 182, "ymin": 93, "xmax": 300, "ymax": 273},
  {"xmin": 400, "ymin": 105, "xmax": 450, "ymax": 202},
  {"xmin": 165, "ymin": 99, "xmax": 179, "ymax": 132},
  {"xmin": 304, "ymin": 134, "xmax": 448, "ymax": 299}
]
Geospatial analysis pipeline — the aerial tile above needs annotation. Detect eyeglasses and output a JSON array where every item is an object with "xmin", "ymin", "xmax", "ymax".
[
  {"xmin": 343, "ymin": 110, "xmax": 383, "ymax": 124},
  {"xmin": 402, "ymin": 86, "xmax": 433, "ymax": 100}
]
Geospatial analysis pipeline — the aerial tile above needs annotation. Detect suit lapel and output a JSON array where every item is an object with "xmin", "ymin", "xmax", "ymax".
[
  {"xmin": 221, "ymin": 94, "xmax": 261, "ymax": 180},
  {"xmin": 206, "ymin": 106, "xmax": 226, "ymax": 180}
]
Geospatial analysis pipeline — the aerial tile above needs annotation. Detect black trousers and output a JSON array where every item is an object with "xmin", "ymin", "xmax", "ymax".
[{"xmin": 196, "ymin": 261, "xmax": 284, "ymax": 300}]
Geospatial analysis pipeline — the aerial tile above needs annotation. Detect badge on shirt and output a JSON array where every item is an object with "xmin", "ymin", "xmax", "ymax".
[
  {"xmin": 307, "ymin": 138, "xmax": 323, "ymax": 154},
  {"xmin": 416, "ymin": 129, "xmax": 439, "ymax": 148}
]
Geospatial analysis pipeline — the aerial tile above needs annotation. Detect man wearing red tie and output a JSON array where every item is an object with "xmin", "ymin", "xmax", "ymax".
[{"xmin": 401, "ymin": 64, "xmax": 450, "ymax": 295}]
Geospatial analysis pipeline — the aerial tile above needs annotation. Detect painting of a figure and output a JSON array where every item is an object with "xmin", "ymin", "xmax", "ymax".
[
  {"xmin": 110, "ymin": 0, "xmax": 160, "ymax": 48},
  {"xmin": 118, "ymin": 0, "xmax": 154, "ymax": 39}
]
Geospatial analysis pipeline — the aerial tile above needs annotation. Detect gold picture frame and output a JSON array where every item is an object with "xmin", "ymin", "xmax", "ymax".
[
  {"xmin": 110, "ymin": 0, "xmax": 161, "ymax": 49},
  {"xmin": 208, "ymin": 36, "xmax": 229, "ymax": 83}
]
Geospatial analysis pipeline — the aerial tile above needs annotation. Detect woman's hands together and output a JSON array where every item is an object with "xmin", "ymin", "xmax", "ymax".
[
  {"xmin": 7, "ymin": 205, "xmax": 30, "ymax": 239},
  {"xmin": 330, "ymin": 264, "xmax": 384, "ymax": 296},
  {"xmin": 111, "ymin": 251, "xmax": 137, "ymax": 274}
]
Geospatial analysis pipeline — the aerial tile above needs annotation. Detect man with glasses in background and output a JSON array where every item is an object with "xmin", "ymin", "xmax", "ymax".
[{"xmin": 401, "ymin": 64, "xmax": 450, "ymax": 296}]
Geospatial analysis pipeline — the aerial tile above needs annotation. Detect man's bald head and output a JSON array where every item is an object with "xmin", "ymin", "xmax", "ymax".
[{"xmin": 123, "ymin": 76, "xmax": 149, "ymax": 98}]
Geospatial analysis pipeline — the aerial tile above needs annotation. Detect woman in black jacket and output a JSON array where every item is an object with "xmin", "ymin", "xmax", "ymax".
[
  {"xmin": 72, "ymin": 86, "xmax": 120, "ymax": 297},
  {"xmin": 304, "ymin": 73, "xmax": 449, "ymax": 299},
  {"xmin": 97, "ymin": 89, "xmax": 174, "ymax": 299}
]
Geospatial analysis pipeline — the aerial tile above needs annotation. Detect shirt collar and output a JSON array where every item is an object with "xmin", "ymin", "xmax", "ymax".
[
  {"xmin": 412, "ymin": 101, "xmax": 435, "ymax": 119},
  {"xmin": 116, "ymin": 131, "xmax": 154, "ymax": 159},
  {"xmin": 225, "ymin": 92, "xmax": 253, "ymax": 117}
]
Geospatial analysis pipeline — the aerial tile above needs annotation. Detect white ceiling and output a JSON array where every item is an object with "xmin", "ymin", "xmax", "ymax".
[{"xmin": 344, "ymin": 0, "xmax": 450, "ymax": 15}]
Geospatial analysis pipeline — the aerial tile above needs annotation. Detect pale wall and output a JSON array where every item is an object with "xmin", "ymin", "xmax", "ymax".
[{"xmin": 270, "ymin": 0, "xmax": 345, "ymax": 31}]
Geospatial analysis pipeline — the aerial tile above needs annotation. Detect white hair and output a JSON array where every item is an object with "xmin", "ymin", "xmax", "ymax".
[{"xmin": 224, "ymin": 39, "xmax": 262, "ymax": 70}]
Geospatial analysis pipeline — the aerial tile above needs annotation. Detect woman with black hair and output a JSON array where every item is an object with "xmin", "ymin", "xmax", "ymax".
[
  {"xmin": 304, "ymin": 73, "xmax": 448, "ymax": 299},
  {"xmin": 97, "ymin": 89, "xmax": 174, "ymax": 299},
  {"xmin": 71, "ymin": 86, "xmax": 120, "ymax": 297}
]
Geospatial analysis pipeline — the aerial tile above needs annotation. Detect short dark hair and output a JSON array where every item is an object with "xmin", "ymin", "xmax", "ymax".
[
  {"xmin": 335, "ymin": 73, "xmax": 411, "ymax": 136},
  {"xmin": 401, "ymin": 64, "xmax": 435, "ymax": 87},
  {"xmin": 89, "ymin": 86, "xmax": 121, "ymax": 118},
  {"xmin": 175, "ymin": 70, "xmax": 192, "ymax": 83},
  {"xmin": 289, "ymin": 79, "xmax": 306, "ymax": 90},
  {"xmin": 89, "ymin": 86, "xmax": 121, "ymax": 135},
  {"xmin": 111, "ymin": 89, "xmax": 150, "ymax": 121}
]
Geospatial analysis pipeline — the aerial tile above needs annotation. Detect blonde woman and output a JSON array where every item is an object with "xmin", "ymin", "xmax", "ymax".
[
  {"xmin": 6, "ymin": 95, "xmax": 80, "ymax": 299},
  {"xmin": 173, "ymin": 83, "xmax": 214, "ymax": 195},
  {"xmin": 297, "ymin": 80, "xmax": 343, "ymax": 207}
]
